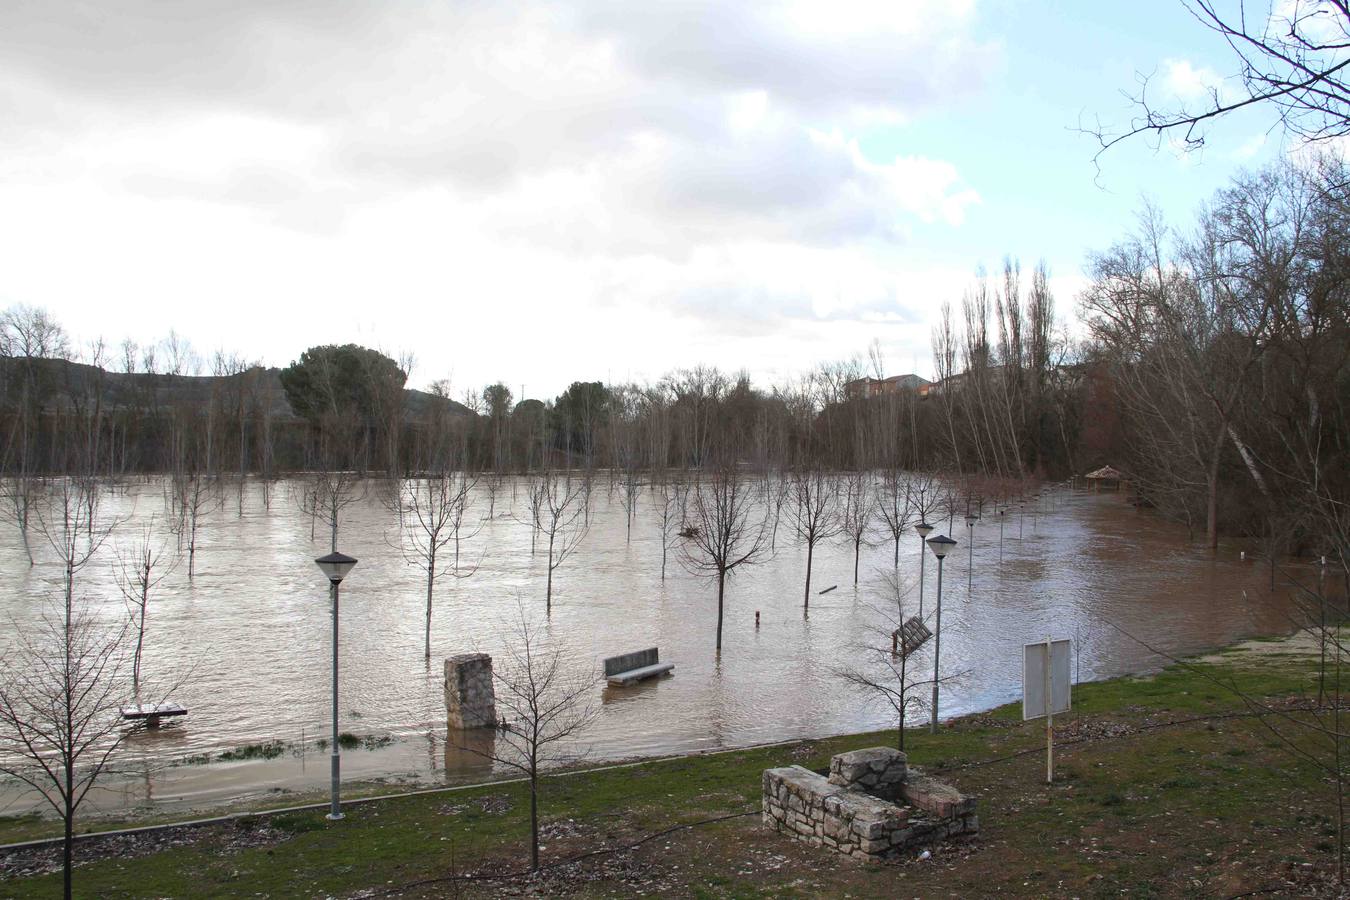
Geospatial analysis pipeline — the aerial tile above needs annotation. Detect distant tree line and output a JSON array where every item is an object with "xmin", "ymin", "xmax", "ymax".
[
  {"xmin": 1080, "ymin": 155, "xmax": 1350, "ymax": 563},
  {"xmin": 1, "ymin": 155, "xmax": 1346, "ymax": 563}
]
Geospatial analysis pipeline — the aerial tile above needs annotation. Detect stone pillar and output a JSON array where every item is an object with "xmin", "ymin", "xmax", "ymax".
[
  {"xmin": 445, "ymin": 653, "xmax": 496, "ymax": 729},
  {"xmin": 828, "ymin": 747, "xmax": 908, "ymax": 801}
]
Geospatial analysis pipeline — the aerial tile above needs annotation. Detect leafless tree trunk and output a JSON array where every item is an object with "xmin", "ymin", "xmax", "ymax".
[
  {"xmin": 456, "ymin": 601, "xmax": 598, "ymax": 872},
  {"xmin": 876, "ymin": 468, "xmax": 914, "ymax": 568},
  {"xmin": 790, "ymin": 467, "xmax": 843, "ymax": 611},
  {"xmin": 832, "ymin": 570, "xmax": 947, "ymax": 752},
  {"xmin": 394, "ymin": 472, "xmax": 482, "ymax": 661},
  {"xmin": 301, "ymin": 468, "xmax": 366, "ymax": 553},
  {"xmin": 654, "ymin": 476, "xmax": 686, "ymax": 580},
  {"xmin": 840, "ymin": 471, "xmax": 877, "ymax": 586},
  {"xmin": 535, "ymin": 474, "xmax": 587, "ymax": 613},
  {"xmin": 679, "ymin": 465, "xmax": 770, "ymax": 653},
  {"xmin": 1, "ymin": 475, "xmax": 140, "ymax": 900},
  {"xmin": 114, "ymin": 520, "xmax": 175, "ymax": 701}
]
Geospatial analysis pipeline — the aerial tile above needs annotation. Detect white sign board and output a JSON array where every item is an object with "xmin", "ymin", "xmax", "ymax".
[{"xmin": 1023, "ymin": 639, "xmax": 1071, "ymax": 721}]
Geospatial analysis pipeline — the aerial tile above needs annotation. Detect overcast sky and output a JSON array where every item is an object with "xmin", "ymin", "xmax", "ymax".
[{"xmin": 0, "ymin": 1, "xmax": 1286, "ymax": 400}]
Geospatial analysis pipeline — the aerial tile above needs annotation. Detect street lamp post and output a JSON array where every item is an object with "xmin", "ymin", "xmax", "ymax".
[
  {"xmin": 964, "ymin": 513, "xmax": 978, "ymax": 594},
  {"xmin": 315, "ymin": 551, "xmax": 358, "ymax": 821},
  {"xmin": 997, "ymin": 508, "xmax": 1005, "ymax": 562},
  {"xmin": 926, "ymin": 534, "xmax": 957, "ymax": 733},
  {"xmin": 916, "ymin": 522, "xmax": 935, "ymax": 616}
]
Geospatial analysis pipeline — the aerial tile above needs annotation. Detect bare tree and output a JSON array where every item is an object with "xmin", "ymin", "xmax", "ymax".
[
  {"xmin": 833, "ymin": 570, "xmax": 942, "ymax": 752},
  {"xmin": 301, "ymin": 468, "xmax": 366, "ymax": 553},
  {"xmin": 0, "ymin": 475, "xmax": 131, "ymax": 900},
  {"xmin": 679, "ymin": 466, "xmax": 770, "ymax": 653},
  {"xmin": 840, "ymin": 471, "xmax": 877, "ymax": 586},
  {"xmin": 460, "ymin": 602, "xmax": 599, "ymax": 872},
  {"xmin": 1092, "ymin": 1, "xmax": 1350, "ymax": 159},
  {"xmin": 167, "ymin": 472, "xmax": 217, "ymax": 578},
  {"xmin": 113, "ymin": 520, "xmax": 175, "ymax": 702},
  {"xmin": 0, "ymin": 471, "xmax": 41, "ymax": 566},
  {"xmin": 0, "ymin": 304, "xmax": 70, "ymax": 563},
  {"xmin": 395, "ymin": 473, "xmax": 482, "ymax": 661},
  {"xmin": 534, "ymin": 474, "xmax": 587, "ymax": 613},
  {"xmin": 0, "ymin": 601, "xmax": 146, "ymax": 900},
  {"xmin": 520, "ymin": 477, "xmax": 547, "ymax": 556},
  {"xmin": 654, "ymin": 476, "xmax": 686, "ymax": 580},
  {"xmin": 876, "ymin": 468, "xmax": 914, "ymax": 568},
  {"xmin": 618, "ymin": 466, "xmax": 641, "ymax": 544},
  {"xmin": 789, "ymin": 467, "xmax": 843, "ymax": 612}
]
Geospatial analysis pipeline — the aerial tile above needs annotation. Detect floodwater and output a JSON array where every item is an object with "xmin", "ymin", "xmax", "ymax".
[{"xmin": 0, "ymin": 476, "xmax": 1322, "ymax": 816}]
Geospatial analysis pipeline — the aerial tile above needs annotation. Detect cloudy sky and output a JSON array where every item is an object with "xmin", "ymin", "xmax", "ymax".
[{"xmin": 0, "ymin": 1, "xmax": 1285, "ymax": 399}]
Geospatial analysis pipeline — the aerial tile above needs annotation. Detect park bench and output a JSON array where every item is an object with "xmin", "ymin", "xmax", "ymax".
[
  {"xmin": 603, "ymin": 647, "xmax": 674, "ymax": 686},
  {"xmin": 120, "ymin": 702, "xmax": 188, "ymax": 728}
]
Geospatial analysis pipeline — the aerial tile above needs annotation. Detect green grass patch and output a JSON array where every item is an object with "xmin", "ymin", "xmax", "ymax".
[
  {"xmin": 216, "ymin": 740, "xmax": 288, "ymax": 762},
  {"xmin": 0, "ymin": 630, "xmax": 1342, "ymax": 898}
]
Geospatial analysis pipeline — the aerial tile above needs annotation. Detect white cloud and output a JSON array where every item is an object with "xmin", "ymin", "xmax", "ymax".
[
  {"xmin": 1231, "ymin": 133, "xmax": 1268, "ymax": 161},
  {"xmin": 1160, "ymin": 58, "xmax": 1227, "ymax": 104},
  {"xmin": 0, "ymin": 0, "xmax": 999, "ymax": 394}
]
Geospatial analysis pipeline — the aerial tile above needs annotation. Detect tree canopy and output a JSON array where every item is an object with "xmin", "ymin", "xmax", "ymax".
[{"xmin": 279, "ymin": 344, "xmax": 407, "ymax": 426}]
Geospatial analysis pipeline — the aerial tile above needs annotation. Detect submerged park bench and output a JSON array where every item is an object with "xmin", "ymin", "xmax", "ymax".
[{"xmin": 603, "ymin": 647, "xmax": 674, "ymax": 686}]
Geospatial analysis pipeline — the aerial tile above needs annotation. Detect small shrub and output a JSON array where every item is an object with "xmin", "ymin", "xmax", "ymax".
[{"xmin": 219, "ymin": 741, "xmax": 288, "ymax": 762}]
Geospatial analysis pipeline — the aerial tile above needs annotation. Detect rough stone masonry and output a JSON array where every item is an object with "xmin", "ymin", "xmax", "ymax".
[
  {"xmin": 762, "ymin": 747, "xmax": 978, "ymax": 861},
  {"xmin": 444, "ymin": 653, "xmax": 496, "ymax": 729}
]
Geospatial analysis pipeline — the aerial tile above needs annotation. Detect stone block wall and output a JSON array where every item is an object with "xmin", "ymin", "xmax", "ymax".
[
  {"xmin": 762, "ymin": 747, "xmax": 977, "ymax": 861},
  {"xmin": 444, "ymin": 653, "xmax": 496, "ymax": 729}
]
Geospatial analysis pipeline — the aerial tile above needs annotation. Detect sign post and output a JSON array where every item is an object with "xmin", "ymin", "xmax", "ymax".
[{"xmin": 1023, "ymin": 638, "xmax": 1071, "ymax": 784}]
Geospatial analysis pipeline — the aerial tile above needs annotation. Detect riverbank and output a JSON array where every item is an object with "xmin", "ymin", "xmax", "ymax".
[{"xmin": 2, "ymin": 627, "xmax": 1345, "ymax": 897}]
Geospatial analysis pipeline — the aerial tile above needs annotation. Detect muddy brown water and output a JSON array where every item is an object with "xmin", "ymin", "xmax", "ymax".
[{"xmin": 0, "ymin": 477, "xmax": 1321, "ymax": 816}]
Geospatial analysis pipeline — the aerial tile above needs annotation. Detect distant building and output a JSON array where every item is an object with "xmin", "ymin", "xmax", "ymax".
[{"xmin": 843, "ymin": 374, "xmax": 931, "ymax": 400}]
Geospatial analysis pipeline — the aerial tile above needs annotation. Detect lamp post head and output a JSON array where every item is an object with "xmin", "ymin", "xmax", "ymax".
[
  {"xmin": 315, "ymin": 551, "xmax": 358, "ymax": 585},
  {"xmin": 916, "ymin": 522, "xmax": 935, "ymax": 539},
  {"xmin": 964, "ymin": 513, "xmax": 979, "ymax": 527},
  {"xmin": 926, "ymin": 534, "xmax": 957, "ymax": 559}
]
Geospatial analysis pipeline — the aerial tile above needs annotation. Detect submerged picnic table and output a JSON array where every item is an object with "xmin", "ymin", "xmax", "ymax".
[{"xmin": 120, "ymin": 702, "xmax": 188, "ymax": 727}]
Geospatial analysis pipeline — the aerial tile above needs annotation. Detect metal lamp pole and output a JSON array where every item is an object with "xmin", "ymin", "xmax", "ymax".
[
  {"xmin": 916, "ymin": 522, "xmax": 934, "ymax": 616},
  {"xmin": 964, "ymin": 513, "xmax": 978, "ymax": 594},
  {"xmin": 926, "ymin": 534, "xmax": 957, "ymax": 733},
  {"xmin": 316, "ymin": 551, "xmax": 358, "ymax": 821}
]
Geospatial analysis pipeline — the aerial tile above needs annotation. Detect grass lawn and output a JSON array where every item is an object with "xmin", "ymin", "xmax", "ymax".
[{"xmin": 1, "ymin": 632, "xmax": 1346, "ymax": 897}]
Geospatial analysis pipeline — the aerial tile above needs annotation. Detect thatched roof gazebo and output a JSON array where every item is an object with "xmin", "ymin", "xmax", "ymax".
[{"xmin": 1084, "ymin": 465, "xmax": 1125, "ymax": 492}]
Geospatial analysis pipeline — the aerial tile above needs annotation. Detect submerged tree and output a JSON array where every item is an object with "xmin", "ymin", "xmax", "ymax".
[
  {"xmin": 654, "ymin": 476, "xmax": 686, "ymax": 581},
  {"xmin": 534, "ymin": 474, "xmax": 587, "ymax": 612},
  {"xmin": 840, "ymin": 471, "xmax": 877, "ymax": 586},
  {"xmin": 114, "ymin": 520, "xmax": 175, "ymax": 701},
  {"xmin": 679, "ymin": 465, "xmax": 770, "ymax": 653},
  {"xmin": 396, "ymin": 473, "xmax": 482, "ymax": 661},
  {"xmin": 301, "ymin": 467, "xmax": 366, "ymax": 553},
  {"xmin": 876, "ymin": 468, "xmax": 914, "ymax": 568},
  {"xmin": 790, "ymin": 467, "xmax": 843, "ymax": 612}
]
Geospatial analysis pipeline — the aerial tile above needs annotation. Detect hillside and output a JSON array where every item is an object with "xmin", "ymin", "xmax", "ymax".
[{"xmin": 0, "ymin": 357, "xmax": 475, "ymax": 422}]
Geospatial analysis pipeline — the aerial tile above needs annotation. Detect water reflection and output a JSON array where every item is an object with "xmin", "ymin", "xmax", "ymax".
[{"xmin": 0, "ymin": 476, "xmax": 1325, "ymax": 814}]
